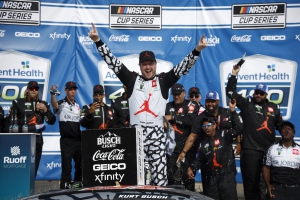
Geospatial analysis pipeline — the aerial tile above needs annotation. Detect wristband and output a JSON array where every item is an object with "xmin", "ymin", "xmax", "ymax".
[
  {"xmin": 181, "ymin": 150, "xmax": 186, "ymax": 154},
  {"xmin": 236, "ymin": 142, "xmax": 241, "ymax": 145}
]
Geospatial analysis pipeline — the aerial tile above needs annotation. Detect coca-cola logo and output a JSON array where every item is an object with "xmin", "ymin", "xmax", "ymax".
[
  {"xmin": 93, "ymin": 149, "xmax": 125, "ymax": 161},
  {"xmin": 231, "ymin": 35, "xmax": 252, "ymax": 42},
  {"xmin": 109, "ymin": 34, "xmax": 130, "ymax": 42}
]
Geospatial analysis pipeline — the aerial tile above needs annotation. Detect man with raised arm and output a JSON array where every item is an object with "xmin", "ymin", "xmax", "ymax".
[{"xmin": 89, "ymin": 22, "xmax": 207, "ymax": 186}]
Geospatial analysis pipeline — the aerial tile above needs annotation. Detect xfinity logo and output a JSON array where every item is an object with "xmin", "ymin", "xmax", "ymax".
[
  {"xmin": 47, "ymin": 161, "xmax": 61, "ymax": 169},
  {"xmin": 15, "ymin": 32, "xmax": 40, "ymax": 38},
  {"xmin": 0, "ymin": 30, "xmax": 6, "ymax": 37},
  {"xmin": 171, "ymin": 35, "xmax": 191, "ymax": 43},
  {"xmin": 296, "ymin": 35, "xmax": 300, "ymax": 41},
  {"xmin": 261, "ymin": 35, "xmax": 286, "ymax": 41},
  {"xmin": 138, "ymin": 36, "xmax": 162, "ymax": 42},
  {"xmin": 49, "ymin": 32, "xmax": 71, "ymax": 40}
]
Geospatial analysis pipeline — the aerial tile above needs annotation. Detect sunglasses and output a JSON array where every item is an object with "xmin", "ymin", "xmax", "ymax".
[
  {"xmin": 94, "ymin": 93, "xmax": 103, "ymax": 96},
  {"xmin": 189, "ymin": 94, "xmax": 199, "ymax": 98},
  {"xmin": 254, "ymin": 91, "xmax": 265, "ymax": 96},
  {"xmin": 202, "ymin": 123, "xmax": 213, "ymax": 129},
  {"xmin": 29, "ymin": 87, "xmax": 39, "ymax": 91}
]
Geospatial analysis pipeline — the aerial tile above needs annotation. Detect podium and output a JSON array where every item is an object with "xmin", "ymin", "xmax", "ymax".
[
  {"xmin": 81, "ymin": 128, "xmax": 144, "ymax": 187},
  {"xmin": 0, "ymin": 133, "xmax": 36, "ymax": 199}
]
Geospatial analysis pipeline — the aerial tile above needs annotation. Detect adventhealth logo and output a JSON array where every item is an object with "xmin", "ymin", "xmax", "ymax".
[
  {"xmin": 21, "ymin": 61, "xmax": 29, "ymax": 69},
  {"xmin": 228, "ymin": 71, "xmax": 289, "ymax": 81},
  {"xmin": 267, "ymin": 64, "xmax": 275, "ymax": 72}
]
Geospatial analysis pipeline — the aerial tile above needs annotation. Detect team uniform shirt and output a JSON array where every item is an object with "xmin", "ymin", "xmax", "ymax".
[
  {"xmin": 165, "ymin": 100, "xmax": 199, "ymax": 150},
  {"xmin": 226, "ymin": 75, "xmax": 283, "ymax": 152},
  {"xmin": 264, "ymin": 141, "xmax": 300, "ymax": 185},
  {"xmin": 111, "ymin": 94, "xmax": 130, "ymax": 126},
  {"xmin": 55, "ymin": 97, "xmax": 81, "ymax": 138},
  {"xmin": 80, "ymin": 103, "xmax": 114, "ymax": 129}
]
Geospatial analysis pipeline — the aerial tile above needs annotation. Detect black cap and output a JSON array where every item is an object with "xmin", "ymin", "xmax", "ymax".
[
  {"xmin": 93, "ymin": 84, "xmax": 104, "ymax": 94},
  {"xmin": 27, "ymin": 81, "xmax": 39, "ymax": 89},
  {"xmin": 188, "ymin": 87, "xmax": 200, "ymax": 95},
  {"xmin": 202, "ymin": 117, "xmax": 216, "ymax": 124},
  {"xmin": 139, "ymin": 50, "xmax": 156, "ymax": 63},
  {"xmin": 280, "ymin": 121, "xmax": 295, "ymax": 133},
  {"xmin": 65, "ymin": 81, "xmax": 78, "ymax": 90},
  {"xmin": 171, "ymin": 83, "xmax": 185, "ymax": 94}
]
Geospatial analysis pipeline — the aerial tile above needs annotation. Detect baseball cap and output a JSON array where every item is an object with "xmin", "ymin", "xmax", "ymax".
[
  {"xmin": 202, "ymin": 117, "xmax": 216, "ymax": 124},
  {"xmin": 93, "ymin": 84, "xmax": 104, "ymax": 94},
  {"xmin": 280, "ymin": 121, "xmax": 295, "ymax": 133},
  {"xmin": 27, "ymin": 81, "xmax": 39, "ymax": 89},
  {"xmin": 139, "ymin": 50, "xmax": 156, "ymax": 63},
  {"xmin": 65, "ymin": 81, "xmax": 78, "ymax": 90},
  {"xmin": 205, "ymin": 91, "xmax": 220, "ymax": 100},
  {"xmin": 188, "ymin": 87, "xmax": 200, "ymax": 95},
  {"xmin": 254, "ymin": 83, "xmax": 268, "ymax": 94},
  {"xmin": 172, "ymin": 83, "xmax": 185, "ymax": 94}
]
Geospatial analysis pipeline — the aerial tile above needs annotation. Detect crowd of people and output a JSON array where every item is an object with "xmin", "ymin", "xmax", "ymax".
[{"xmin": 0, "ymin": 22, "xmax": 299, "ymax": 200}]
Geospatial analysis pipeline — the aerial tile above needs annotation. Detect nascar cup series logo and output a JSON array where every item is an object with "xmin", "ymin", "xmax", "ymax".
[
  {"xmin": 231, "ymin": 3, "xmax": 286, "ymax": 29},
  {"xmin": 220, "ymin": 54, "xmax": 297, "ymax": 120},
  {"xmin": 0, "ymin": 50, "xmax": 51, "ymax": 113}
]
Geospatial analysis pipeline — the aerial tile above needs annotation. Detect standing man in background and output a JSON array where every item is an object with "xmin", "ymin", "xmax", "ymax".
[
  {"xmin": 226, "ymin": 65, "xmax": 283, "ymax": 200},
  {"xmin": 111, "ymin": 85, "xmax": 130, "ymax": 127},
  {"xmin": 80, "ymin": 84, "xmax": 115, "ymax": 129},
  {"xmin": 188, "ymin": 86, "xmax": 205, "ymax": 115},
  {"xmin": 165, "ymin": 83, "xmax": 199, "ymax": 191},
  {"xmin": 0, "ymin": 105, "xmax": 4, "ymax": 132},
  {"xmin": 50, "ymin": 81, "xmax": 82, "ymax": 189},
  {"xmin": 4, "ymin": 81, "xmax": 56, "ymax": 176},
  {"xmin": 89, "ymin": 22, "xmax": 207, "ymax": 186}
]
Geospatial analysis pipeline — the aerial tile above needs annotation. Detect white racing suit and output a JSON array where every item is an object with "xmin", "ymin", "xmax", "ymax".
[{"xmin": 95, "ymin": 40, "xmax": 201, "ymax": 186}]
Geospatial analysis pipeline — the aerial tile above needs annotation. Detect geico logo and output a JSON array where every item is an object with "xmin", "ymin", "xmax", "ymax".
[
  {"xmin": 138, "ymin": 36, "xmax": 162, "ymax": 41},
  {"xmin": 4, "ymin": 156, "xmax": 27, "ymax": 163},
  {"xmin": 261, "ymin": 35, "xmax": 286, "ymax": 41},
  {"xmin": 15, "ymin": 32, "xmax": 40, "ymax": 38},
  {"xmin": 93, "ymin": 163, "xmax": 126, "ymax": 171}
]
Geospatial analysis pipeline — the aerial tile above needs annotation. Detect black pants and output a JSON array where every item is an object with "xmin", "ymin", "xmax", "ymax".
[
  {"xmin": 265, "ymin": 184, "xmax": 300, "ymax": 200},
  {"xmin": 206, "ymin": 172, "xmax": 237, "ymax": 200},
  {"xmin": 60, "ymin": 137, "xmax": 82, "ymax": 189},
  {"xmin": 35, "ymin": 135, "xmax": 43, "ymax": 177},
  {"xmin": 241, "ymin": 149, "xmax": 264, "ymax": 200}
]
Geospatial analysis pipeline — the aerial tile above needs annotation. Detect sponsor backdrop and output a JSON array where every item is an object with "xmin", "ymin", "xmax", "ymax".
[{"xmin": 0, "ymin": 0, "xmax": 299, "ymax": 183}]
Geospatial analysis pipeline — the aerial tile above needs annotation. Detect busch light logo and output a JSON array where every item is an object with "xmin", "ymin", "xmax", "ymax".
[
  {"xmin": 207, "ymin": 35, "xmax": 220, "ymax": 46},
  {"xmin": 219, "ymin": 54, "xmax": 297, "ymax": 120},
  {"xmin": 79, "ymin": 35, "xmax": 94, "ymax": 45},
  {"xmin": 97, "ymin": 131, "xmax": 121, "ymax": 148}
]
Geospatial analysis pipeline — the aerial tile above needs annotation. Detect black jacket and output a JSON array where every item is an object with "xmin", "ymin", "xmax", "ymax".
[
  {"xmin": 226, "ymin": 75, "xmax": 283, "ymax": 152},
  {"xmin": 165, "ymin": 100, "xmax": 199, "ymax": 152},
  {"xmin": 4, "ymin": 98, "xmax": 56, "ymax": 133},
  {"xmin": 111, "ymin": 93, "xmax": 130, "ymax": 127},
  {"xmin": 190, "ymin": 111, "xmax": 243, "ymax": 174},
  {"xmin": 80, "ymin": 103, "xmax": 115, "ymax": 129}
]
